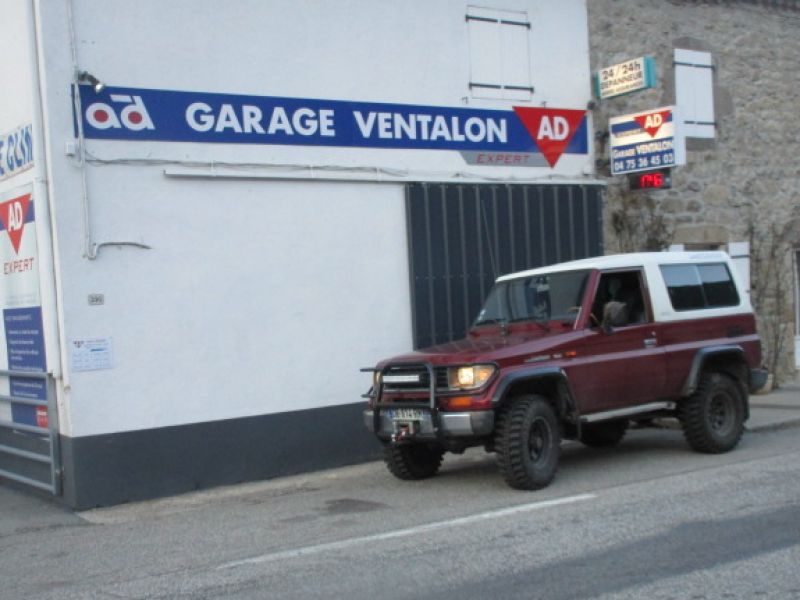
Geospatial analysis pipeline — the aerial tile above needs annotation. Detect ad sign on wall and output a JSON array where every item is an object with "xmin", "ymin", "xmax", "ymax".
[
  {"xmin": 608, "ymin": 106, "xmax": 686, "ymax": 176},
  {"xmin": 594, "ymin": 56, "xmax": 657, "ymax": 100},
  {"xmin": 76, "ymin": 86, "xmax": 590, "ymax": 169},
  {"xmin": 0, "ymin": 124, "xmax": 34, "ymax": 183},
  {"xmin": 0, "ymin": 185, "xmax": 46, "ymax": 426}
]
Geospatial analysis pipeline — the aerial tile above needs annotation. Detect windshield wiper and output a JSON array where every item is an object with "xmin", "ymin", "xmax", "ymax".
[
  {"xmin": 473, "ymin": 318, "xmax": 511, "ymax": 336},
  {"xmin": 474, "ymin": 318, "xmax": 507, "ymax": 327},
  {"xmin": 507, "ymin": 316, "xmax": 550, "ymax": 331}
]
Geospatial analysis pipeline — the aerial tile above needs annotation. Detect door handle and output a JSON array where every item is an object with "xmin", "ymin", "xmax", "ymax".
[{"xmin": 644, "ymin": 338, "xmax": 658, "ymax": 348}]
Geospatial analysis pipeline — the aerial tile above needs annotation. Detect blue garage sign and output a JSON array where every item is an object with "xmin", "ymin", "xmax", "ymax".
[
  {"xmin": 608, "ymin": 105, "xmax": 686, "ymax": 175},
  {"xmin": 0, "ymin": 124, "xmax": 34, "ymax": 182},
  {"xmin": 75, "ymin": 85, "xmax": 589, "ymax": 168},
  {"xmin": 0, "ymin": 187, "xmax": 47, "ymax": 427}
]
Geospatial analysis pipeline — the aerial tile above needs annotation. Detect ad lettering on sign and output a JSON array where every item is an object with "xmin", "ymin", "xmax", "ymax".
[
  {"xmin": 0, "ymin": 193, "xmax": 32, "ymax": 255},
  {"xmin": 512, "ymin": 108, "xmax": 587, "ymax": 167},
  {"xmin": 76, "ymin": 85, "xmax": 589, "ymax": 168},
  {"xmin": 633, "ymin": 110, "xmax": 671, "ymax": 138},
  {"xmin": 85, "ymin": 95, "xmax": 155, "ymax": 131}
]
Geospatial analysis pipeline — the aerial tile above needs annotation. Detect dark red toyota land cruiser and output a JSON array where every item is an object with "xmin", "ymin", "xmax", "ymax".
[{"xmin": 363, "ymin": 251, "xmax": 767, "ymax": 490}]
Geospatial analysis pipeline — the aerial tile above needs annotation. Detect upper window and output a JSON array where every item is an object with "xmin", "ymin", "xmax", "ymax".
[
  {"xmin": 466, "ymin": 7, "xmax": 533, "ymax": 101},
  {"xmin": 660, "ymin": 263, "xmax": 740, "ymax": 311},
  {"xmin": 674, "ymin": 49, "xmax": 715, "ymax": 139}
]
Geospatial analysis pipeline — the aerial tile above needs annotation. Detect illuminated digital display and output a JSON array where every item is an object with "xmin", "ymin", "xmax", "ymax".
[{"xmin": 628, "ymin": 169, "xmax": 672, "ymax": 190}]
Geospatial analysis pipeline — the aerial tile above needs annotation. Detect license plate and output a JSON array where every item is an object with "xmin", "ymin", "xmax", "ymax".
[{"xmin": 389, "ymin": 408, "xmax": 425, "ymax": 421}]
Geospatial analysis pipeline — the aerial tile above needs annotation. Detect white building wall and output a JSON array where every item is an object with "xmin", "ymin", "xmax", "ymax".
[
  {"xmin": 33, "ymin": 0, "xmax": 592, "ymax": 437},
  {"xmin": 0, "ymin": 1, "xmax": 34, "ymax": 137},
  {"xmin": 63, "ymin": 174, "xmax": 413, "ymax": 434}
]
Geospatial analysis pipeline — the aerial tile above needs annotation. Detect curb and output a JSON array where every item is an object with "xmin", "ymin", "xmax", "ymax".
[{"xmin": 746, "ymin": 418, "xmax": 800, "ymax": 433}]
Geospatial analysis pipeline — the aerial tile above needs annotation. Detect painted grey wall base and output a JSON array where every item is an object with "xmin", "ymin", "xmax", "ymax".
[{"xmin": 59, "ymin": 403, "xmax": 379, "ymax": 510}]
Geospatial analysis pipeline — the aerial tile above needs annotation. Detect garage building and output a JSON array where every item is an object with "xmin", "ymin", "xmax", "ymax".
[{"xmin": 0, "ymin": 0, "xmax": 602, "ymax": 508}]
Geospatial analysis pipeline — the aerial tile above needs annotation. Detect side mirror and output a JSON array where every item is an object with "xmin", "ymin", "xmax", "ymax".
[{"xmin": 602, "ymin": 301, "xmax": 629, "ymax": 332}]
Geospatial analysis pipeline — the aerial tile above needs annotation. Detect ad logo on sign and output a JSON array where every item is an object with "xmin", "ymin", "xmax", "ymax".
[
  {"xmin": 85, "ymin": 94, "xmax": 155, "ymax": 131},
  {"xmin": 633, "ymin": 110, "xmax": 671, "ymax": 138},
  {"xmin": 0, "ymin": 194, "xmax": 31, "ymax": 255},
  {"xmin": 512, "ymin": 108, "xmax": 587, "ymax": 167}
]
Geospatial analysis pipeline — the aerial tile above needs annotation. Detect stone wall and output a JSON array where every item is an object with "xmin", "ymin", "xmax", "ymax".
[{"xmin": 587, "ymin": 0, "xmax": 800, "ymax": 383}]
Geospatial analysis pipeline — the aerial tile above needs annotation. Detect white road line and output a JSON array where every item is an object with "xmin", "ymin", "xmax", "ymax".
[{"xmin": 218, "ymin": 492, "xmax": 596, "ymax": 569}]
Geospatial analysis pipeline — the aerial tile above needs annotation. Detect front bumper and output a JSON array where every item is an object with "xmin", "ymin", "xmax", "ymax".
[{"xmin": 364, "ymin": 409, "xmax": 494, "ymax": 438}]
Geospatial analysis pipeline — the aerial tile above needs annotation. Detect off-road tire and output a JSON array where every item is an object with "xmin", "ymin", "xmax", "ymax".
[
  {"xmin": 495, "ymin": 395, "xmax": 560, "ymax": 490},
  {"xmin": 679, "ymin": 372, "xmax": 745, "ymax": 454},
  {"xmin": 383, "ymin": 443, "xmax": 444, "ymax": 480},
  {"xmin": 579, "ymin": 419, "xmax": 628, "ymax": 448}
]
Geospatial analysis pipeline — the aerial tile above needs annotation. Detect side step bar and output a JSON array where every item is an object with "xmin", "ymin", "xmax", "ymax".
[{"xmin": 581, "ymin": 401, "xmax": 676, "ymax": 424}]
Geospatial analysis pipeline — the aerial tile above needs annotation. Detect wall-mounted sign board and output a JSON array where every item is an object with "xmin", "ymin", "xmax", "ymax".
[
  {"xmin": 609, "ymin": 105, "xmax": 686, "ymax": 176},
  {"xmin": 594, "ymin": 56, "xmax": 656, "ymax": 100},
  {"xmin": 75, "ymin": 86, "xmax": 589, "ymax": 169}
]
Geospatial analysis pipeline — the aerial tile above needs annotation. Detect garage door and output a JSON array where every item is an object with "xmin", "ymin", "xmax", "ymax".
[{"xmin": 406, "ymin": 182, "xmax": 603, "ymax": 348}]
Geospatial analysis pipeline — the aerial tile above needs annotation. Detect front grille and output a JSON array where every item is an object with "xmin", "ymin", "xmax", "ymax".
[
  {"xmin": 380, "ymin": 365, "xmax": 449, "ymax": 393},
  {"xmin": 381, "ymin": 365, "xmax": 429, "ymax": 392}
]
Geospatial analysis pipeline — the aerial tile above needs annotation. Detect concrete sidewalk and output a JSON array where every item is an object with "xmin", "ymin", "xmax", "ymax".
[{"xmin": 748, "ymin": 378, "xmax": 800, "ymax": 432}]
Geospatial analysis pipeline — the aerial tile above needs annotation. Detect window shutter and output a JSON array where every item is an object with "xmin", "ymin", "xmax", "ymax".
[
  {"xmin": 467, "ymin": 7, "xmax": 533, "ymax": 101},
  {"xmin": 674, "ymin": 49, "xmax": 715, "ymax": 138}
]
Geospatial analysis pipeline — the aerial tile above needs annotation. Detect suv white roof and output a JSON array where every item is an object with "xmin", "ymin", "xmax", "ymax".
[
  {"xmin": 497, "ymin": 251, "xmax": 733, "ymax": 282},
  {"xmin": 496, "ymin": 251, "xmax": 752, "ymax": 322}
]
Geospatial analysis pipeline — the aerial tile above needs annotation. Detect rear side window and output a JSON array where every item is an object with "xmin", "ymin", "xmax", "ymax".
[{"xmin": 660, "ymin": 263, "xmax": 740, "ymax": 311}]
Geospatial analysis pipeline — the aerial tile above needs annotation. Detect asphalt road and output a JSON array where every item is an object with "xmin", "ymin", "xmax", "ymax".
[{"xmin": 1, "ymin": 425, "xmax": 799, "ymax": 599}]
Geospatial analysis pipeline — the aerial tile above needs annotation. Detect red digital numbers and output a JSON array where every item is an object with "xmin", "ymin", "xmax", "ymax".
[
  {"xmin": 639, "ymin": 172, "xmax": 663, "ymax": 188},
  {"xmin": 629, "ymin": 169, "xmax": 670, "ymax": 190}
]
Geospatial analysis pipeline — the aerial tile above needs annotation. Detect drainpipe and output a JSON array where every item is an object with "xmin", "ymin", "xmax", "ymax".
[{"xmin": 29, "ymin": 0, "xmax": 72, "ymax": 433}]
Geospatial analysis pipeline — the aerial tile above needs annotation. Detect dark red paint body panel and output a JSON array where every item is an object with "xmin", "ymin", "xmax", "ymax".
[{"xmin": 377, "ymin": 311, "xmax": 760, "ymax": 416}]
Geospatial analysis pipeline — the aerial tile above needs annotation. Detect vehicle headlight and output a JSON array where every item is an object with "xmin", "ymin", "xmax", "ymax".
[{"xmin": 448, "ymin": 365, "xmax": 496, "ymax": 390}]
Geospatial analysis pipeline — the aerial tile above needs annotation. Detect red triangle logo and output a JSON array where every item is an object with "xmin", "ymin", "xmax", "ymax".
[
  {"xmin": 0, "ymin": 194, "xmax": 32, "ymax": 255},
  {"xmin": 513, "ymin": 107, "xmax": 586, "ymax": 167},
  {"xmin": 633, "ymin": 110, "xmax": 671, "ymax": 138}
]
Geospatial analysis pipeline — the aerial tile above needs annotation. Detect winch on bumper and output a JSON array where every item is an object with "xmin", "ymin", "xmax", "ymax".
[{"xmin": 362, "ymin": 362, "xmax": 496, "ymax": 442}]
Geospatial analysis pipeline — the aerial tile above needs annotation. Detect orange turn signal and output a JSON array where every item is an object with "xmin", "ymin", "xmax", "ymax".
[{"xmin": 446, "ymin": 396, "xmax": 474, "ymax": 409}]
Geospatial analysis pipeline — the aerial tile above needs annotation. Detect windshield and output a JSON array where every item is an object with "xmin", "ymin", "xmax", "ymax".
[{"xmin": 474, "ymin": 269, "xmax": 590, "ymax": 326}]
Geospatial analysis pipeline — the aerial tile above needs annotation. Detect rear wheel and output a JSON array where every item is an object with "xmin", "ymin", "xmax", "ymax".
[
  {"xmin": 579, "ymin": 419, "xmax": 628, "ymax": 448},
  {"xmin": 383, "ymin": 443, "xmax": 444, "ymax": 480},
  {"xmin": 495, "ymin": 395, "xmax": 560, "ymax": 490},
  {"xmin": 679, "ymin": 372, "xmax": 745, "ymax": 453}
]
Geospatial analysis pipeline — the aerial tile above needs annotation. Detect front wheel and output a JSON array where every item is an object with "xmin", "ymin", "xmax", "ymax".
[
  {"xmin": 495, "ymin": 395, "xmax": 561, "ymax": 490},
  {"xmin": 383, "ymin": 443, "xmax": 444, "ymax": 480},
  {"xmin": 679, "ymin": 372, "xmax": 745, "ymax": 453}
]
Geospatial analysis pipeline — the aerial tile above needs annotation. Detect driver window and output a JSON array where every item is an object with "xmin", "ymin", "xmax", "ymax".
[{"xmin": 590, "ymin": 271, "xmax": 648, "ymax": 328}]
